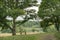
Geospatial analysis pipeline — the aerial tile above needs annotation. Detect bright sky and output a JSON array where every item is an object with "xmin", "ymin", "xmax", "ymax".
[{"xmin": 37, "ymin": 0, "xmax": 41, "ymax": 4}]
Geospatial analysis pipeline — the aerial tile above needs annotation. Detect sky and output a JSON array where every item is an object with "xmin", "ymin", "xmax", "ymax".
[{"xmin": 37, "ymin": 0, "xmax": 41, "ymax": 4}]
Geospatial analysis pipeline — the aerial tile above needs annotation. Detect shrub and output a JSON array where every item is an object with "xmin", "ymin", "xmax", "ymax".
[{"xmin": 32, "ymin": 29, "xmax": 36, "ymax": 32}]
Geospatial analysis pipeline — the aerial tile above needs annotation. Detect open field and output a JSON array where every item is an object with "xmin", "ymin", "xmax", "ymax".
[
  {"xmin": 0, "ymin": 32, "xmax": 40, "ymax": 37},
  {"xmin": 0, "ymin": 33, "xmax": 56, "ymax": 40}
]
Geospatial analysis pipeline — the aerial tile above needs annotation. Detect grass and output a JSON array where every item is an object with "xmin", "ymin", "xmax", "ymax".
[
  {"xmin": 0, "ymin": 33, "xmax": 56, "ymax": 40},
  {"xmin": 54, "ymin": 32, "xmax": 60, "ymax": 40},
  {"xmin": 0, "ymin": 34, "xmax": 37, "ymax": 40}
]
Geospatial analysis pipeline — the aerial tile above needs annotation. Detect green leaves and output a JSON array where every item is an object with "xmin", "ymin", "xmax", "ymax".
[
  {"xmin": 38, "ymin": 0, "xmax": 60, "ymax": 17},
  {"xmin": 0, "ymin": 0, "xmax": 37, "ymax": 35},
  {"xmin": 7, "ymin": 8, "xmax": 25, "ymax": 18},
  {"xmin": 38, "ymin": 0, "xmax": 60, "ymax": 31}
]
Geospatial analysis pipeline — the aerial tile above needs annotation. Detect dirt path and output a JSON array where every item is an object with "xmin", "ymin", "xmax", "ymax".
[
  {"xmin": 0, "ymin": 32, "xmax": 40, "ymax": 37},
  {"xmin": 40, "ymin": 34, "xmax": 56, "ymax": 40}
]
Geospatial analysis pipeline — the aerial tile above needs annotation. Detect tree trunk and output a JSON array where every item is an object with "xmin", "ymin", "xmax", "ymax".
[
  {"xmin": 54, "ymin": 17, "xmax": 59, "ymax": 32},
  {"xmin": 55, "ymin": 23, "xmax": 59, "ymax": 32},
  {"xmin": 43, "ymin": 27, "xmax": 47, "ymax": 32},
  {"xmin": 12, "ymin": 18, "xmax": 16, "ymax": 36},
  {"xmin": 43, "ymin": 21, "xmax": 48, "ymax": 32}
]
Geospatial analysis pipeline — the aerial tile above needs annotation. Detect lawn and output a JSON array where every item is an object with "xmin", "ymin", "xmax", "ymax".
[{"xmin": 0, "ymin": 33, "xmax": 56, "ymax": 40}]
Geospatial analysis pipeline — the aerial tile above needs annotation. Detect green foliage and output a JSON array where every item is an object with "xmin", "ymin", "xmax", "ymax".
[
  {"xmin": 0, "ymin": 0, "xmax": 37, "ymax": 35},
  {"xmin": 1, "ymin": 29, "xmax": 11, "ymax": 33},
  {"xmin": 32, "ymin": 28, "xmax": 36, "ymax": 32},
  {"xmin": 38, "ymin": 0, "xmax": 60, "ymax": 17},
  {"xmin": 47, "ymin": 25, "xmax": 57, "ymax": 32},
  {"xmin": 38, "ymin": 0, "xmax": 60, "ymax": 32},
  {"xmin": 20, "ymin": 0, "xmax": 38, "ymax": 9},
  {"xmin": 7, "ymin": 8, "xmax": 25, "ymax": 18},
  {"xmin": 21, "ymin": 21, "xmax": 40, "ymax": 27}
]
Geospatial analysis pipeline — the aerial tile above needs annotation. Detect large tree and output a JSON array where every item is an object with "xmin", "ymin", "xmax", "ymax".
[
  {"xmin": 38, "ymin": 0, "xmax": 60, "ymax": 32},
  {"xmin": 0, "ymin": 0, "xmax": 37, "ymax": 35}
]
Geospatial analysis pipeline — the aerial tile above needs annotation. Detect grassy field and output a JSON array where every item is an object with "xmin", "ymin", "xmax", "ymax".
[
  {"xmin": 0, "ymin": 25, "xmax": 57, "ymax": 40},
  {"xmin": 0, "ymin": 33, "xmax": 56, "ymax": 40}
]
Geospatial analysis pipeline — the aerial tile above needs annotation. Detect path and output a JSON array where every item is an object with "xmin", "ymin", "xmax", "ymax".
[
  {"xmin": 37, "ymin": 33, "xmax": 56, "ymax": 40},
  {"xmin": 0, "ymin": 32, "xmax": 40, "ymax": 37}
]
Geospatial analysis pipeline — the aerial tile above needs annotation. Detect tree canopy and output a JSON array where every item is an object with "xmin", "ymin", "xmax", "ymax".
[
  {"xmin": 38, "ymin": 0, "xmax": 60, "ymax": 31},
  {"xmin": 0, "ymin": 0, "xmax": 37, "ymax": 35},
  {"xmin": 38, "ymin": 0, "xmax": 60, "ymax": 17}
]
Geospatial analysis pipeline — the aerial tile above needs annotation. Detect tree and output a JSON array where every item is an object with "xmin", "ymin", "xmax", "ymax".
[
  {"xmin": 38, "ymin": 0, "xmax": 60, "ymax": 32},
  {"xmin": 0, "ymin": 0, "xmax": 37, "ymax": 35},
  {"xmin": 0, "ymin": 0, "xmax": 9, "ymax": 30},
  {"xmin": 8, "ymin": 9, "xmax": 25, "ymax": 35}
]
